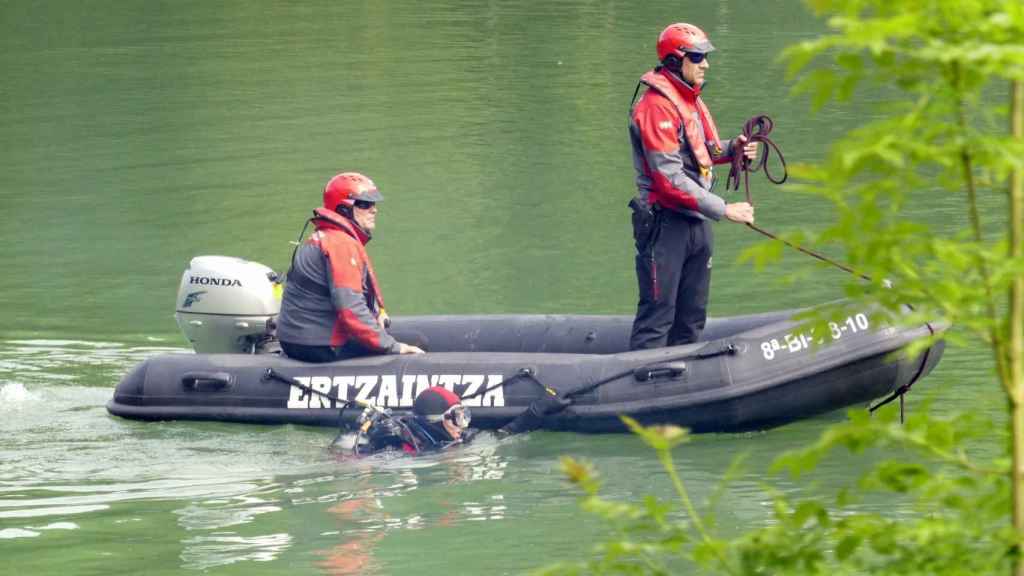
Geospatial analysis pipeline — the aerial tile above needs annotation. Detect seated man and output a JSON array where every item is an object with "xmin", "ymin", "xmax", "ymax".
[
  {"xmin": 339, "ymin": 385, "xmax": 570, "ymax": 456},
  {"xmin": 277, "ymin": 172, "xmax": 423, "ymax": 363}
]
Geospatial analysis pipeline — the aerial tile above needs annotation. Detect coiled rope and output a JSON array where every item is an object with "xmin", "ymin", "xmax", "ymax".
[
  {"xmin": 727, "ymin": 116, "xmax": 936, "ymax": 420},
  {"xmin": 725, "ymin": 115, "xmax": 871, "ymax": 282}
]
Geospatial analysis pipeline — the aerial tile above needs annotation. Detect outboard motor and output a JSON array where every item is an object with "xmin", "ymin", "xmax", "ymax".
[{"xmin": 174, "ymin": 256, "xmax": 282, "ymax": 354}]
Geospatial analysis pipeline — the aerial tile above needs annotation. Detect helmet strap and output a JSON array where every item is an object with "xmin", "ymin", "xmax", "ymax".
[
  {"xmin": 661, "ymin": 55, "xmax": 683, "ymax": 76},
  {"xmin": 661, "ymin": 58, "xmax": 701, "ymax": 92}
]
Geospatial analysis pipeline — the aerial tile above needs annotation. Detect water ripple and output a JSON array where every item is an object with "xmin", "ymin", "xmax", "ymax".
[{"xmin": 180, "ymin": 532, "xmax": 293, "ymax": 570}]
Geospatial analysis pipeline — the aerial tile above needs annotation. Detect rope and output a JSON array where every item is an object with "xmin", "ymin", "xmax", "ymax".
[
  {"xmin": 262, "ymin": 368, "xmax": 364, "ymax": 447},
  {"xmin": 868, "ymin": 321, "xmax": 937, "ymax": 421},
  {"xmin": 459, "ymin": 367, "xmax": 556, "ymax": 402},
  {"xmin": 727, "ymin": 117, "xmax": 938, "ymax": 418},
  {"xmin": 725, "ymin": 115, "xmax": 872, "ymax": 282},
  {"xmin": 726, "ymin": 115, "xmax": 788, "ymax": 197}
]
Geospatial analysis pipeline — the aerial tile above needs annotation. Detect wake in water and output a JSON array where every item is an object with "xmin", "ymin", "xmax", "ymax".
[{"xmin": 0, "ymin": 382, "xmax": 33, "ymax": 407}]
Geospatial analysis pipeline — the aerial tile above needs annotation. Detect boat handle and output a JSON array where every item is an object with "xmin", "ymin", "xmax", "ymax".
[
  {"xmin": 181, "ymin": 371, "xmax": 234, "ymax": 390},
  {"xmin": 634, "ymin": 362, "xmax": 687, "ymax": 382}
]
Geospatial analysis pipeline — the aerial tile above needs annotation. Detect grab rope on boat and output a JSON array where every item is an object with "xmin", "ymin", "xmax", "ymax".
[
  {"xmin": 420, "ymin": 341, "xmax": 739, "ymax": 417},
  {"xmin": 459, "ymin": 367, "xmax": 558, "ymax": 403},
  {"xmin": 471, "ymin": 342, "xmax": 739, "ymax": 406}
]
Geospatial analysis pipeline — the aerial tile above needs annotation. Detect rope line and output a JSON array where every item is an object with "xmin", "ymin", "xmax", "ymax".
[{"xmin": 725, "ymin": 115, "xmax": 872, "ymax": 282}]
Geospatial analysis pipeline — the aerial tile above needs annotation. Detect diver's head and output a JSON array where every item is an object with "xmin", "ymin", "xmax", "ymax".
[{"xmin": 413, "ymin": 386, "xmax": 471, "ymax": 441}]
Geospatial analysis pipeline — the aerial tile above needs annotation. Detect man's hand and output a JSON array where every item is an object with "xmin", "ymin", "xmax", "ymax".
[
  {"xmin": 737, "ymin": 134, "xmax": 758, "ymax": 161},
  {"xmin": 724, "ymin": 202, "xmax": 755, "ymax": 224},
  {"xmin": 398, "ymin": 343, "xmax": 425, "ymax": 354},
  {"xmin": 377, "ymin": 309, "xmax": 391, "ymax": 329}
]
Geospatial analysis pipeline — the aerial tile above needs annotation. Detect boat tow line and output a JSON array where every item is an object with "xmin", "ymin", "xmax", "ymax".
[
  {"xmin": 728, "ymin": 116, "xmax": 940, "ymax": 420},
  {"xmin": 725, "ymin": 115, "xmax": 871, "ymax": 282}
]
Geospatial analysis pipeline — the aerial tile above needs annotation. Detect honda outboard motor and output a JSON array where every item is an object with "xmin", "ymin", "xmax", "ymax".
[{"xmin": 174, "ymin": 256, "xmax": 281, "ymax": 353}]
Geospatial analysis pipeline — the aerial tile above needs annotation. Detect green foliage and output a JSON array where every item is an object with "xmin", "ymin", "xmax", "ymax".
[
  {"xmin": 534, "ymin": 413, "xmax": 1014, "ymax": 576},
  {"xmin": 742, "ymin": 0, "xmax": 1024, "ymax": 359},
  {"xmin": 539, "ymin": 0, "xmax": 1024, "ymax": 574}
]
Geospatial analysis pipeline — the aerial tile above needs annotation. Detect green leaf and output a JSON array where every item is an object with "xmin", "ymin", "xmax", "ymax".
[{"xmin": 621, "ymin": 416, "xmax": 690, "ymax": 452}]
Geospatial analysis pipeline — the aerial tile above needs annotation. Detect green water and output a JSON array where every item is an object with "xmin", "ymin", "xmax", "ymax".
[{"xmin": 0, "ymin": 1, "xmax": 1002, "ymax": 574}]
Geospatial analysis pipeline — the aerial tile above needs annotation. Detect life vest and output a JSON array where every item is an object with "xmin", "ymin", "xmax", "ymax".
[{"xmin": 638, "ymin": 69, "xmax": 723, "ymax": 176}]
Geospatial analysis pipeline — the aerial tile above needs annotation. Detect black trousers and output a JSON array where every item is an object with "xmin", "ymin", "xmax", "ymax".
[
  {"xmin": 629, "ymin": 208, "xmax": 713, "ymax": 350},
  {"xmin": 280, "ymin": 340, "xmax": 375, "ymax": 363}
]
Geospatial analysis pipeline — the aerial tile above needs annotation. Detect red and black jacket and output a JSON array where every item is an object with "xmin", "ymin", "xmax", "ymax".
[
  {"xmin": 277, "ymin": 208, "xmax": 399, "ymax": 353},
  {"xmin": 628, "ymin": 68, "xmax": 736, "ymax": 220}
]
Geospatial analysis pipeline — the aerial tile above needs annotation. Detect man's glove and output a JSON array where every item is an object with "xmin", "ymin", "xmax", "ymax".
[{"xmin": 527, "ymin": 391, "xmax": 571, "ymax": 418}]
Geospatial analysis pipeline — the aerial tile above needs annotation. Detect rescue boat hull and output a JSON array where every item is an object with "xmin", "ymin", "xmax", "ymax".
[{"xmin": 107, "ymin": 309, "xmax": 944, "ymax": 433}]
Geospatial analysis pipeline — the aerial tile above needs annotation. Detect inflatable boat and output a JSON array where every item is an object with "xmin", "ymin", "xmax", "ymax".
[{"xmin": 106, "ymin": 256, "xmax": 945, "ymax": 434}]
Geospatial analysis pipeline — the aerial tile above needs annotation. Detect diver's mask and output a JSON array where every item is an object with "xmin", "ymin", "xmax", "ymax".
[{"xmin": 443, "ymin": 404, "xmax": 471, "ymax": 429}]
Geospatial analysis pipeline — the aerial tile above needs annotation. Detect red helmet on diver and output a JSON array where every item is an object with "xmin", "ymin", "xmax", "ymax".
[
  {"xmin": 414, "ymin": 386, "xmax": 472, "ymax": 429},
  {"xmin": 656, "ymin": 22, "xmax": 715, "ymax": 62},
  {"xmin": 323, "ymin": 172, "xmax": 384, "ymax": 215}
]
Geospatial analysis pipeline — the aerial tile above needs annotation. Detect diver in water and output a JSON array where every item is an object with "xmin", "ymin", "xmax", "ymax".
[{"xmin": 336, "ymin": 386, "xmax": 570, "ymax": 457}]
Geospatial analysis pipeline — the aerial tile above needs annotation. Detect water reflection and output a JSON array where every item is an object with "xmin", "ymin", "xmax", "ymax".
[
  {"xmin": 175, "ymin": 492, "xmax": 283, "ymax": 531},
  {"xmin": 0, "ymin": 521, "xmax": 80, "ymax": 541},
  {"xmin": 0, "ymin": 340, "xmax": 186, "ymax": 382},
  {"xmin": 302, "ymin": 438, "xmax": 515, "ymax": 575},
  {"xmin": 180, "ymin": 532, "xmax": 293, "ymax": 570}
]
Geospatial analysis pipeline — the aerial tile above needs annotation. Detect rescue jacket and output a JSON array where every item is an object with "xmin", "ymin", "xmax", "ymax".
[
  {"xmin": 629, "ymin": 68, "xmax": 736, "ymax": 220},
  {"xmin": 276, "ymin": 208, "xmax": 399, "ymax": 353}
]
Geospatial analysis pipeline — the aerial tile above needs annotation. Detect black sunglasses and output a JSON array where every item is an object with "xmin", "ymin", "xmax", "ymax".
[
  {"xmin": 353, "ymin": 200, "xmax": 376, "ymax": 210},
  {"xmin": 684, "ymin": 52, "xmax": 707, "ymax": 64}
]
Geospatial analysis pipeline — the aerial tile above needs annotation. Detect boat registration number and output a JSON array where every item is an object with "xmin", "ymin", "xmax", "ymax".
[{"xmin": 759, "ymin": 313, "xmax": 870, "ymax": 361}]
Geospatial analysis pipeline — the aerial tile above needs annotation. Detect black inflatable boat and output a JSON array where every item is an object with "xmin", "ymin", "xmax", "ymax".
[{"xmin": 107, "ymin": 307, "xmax": 944, "ymax": 433}]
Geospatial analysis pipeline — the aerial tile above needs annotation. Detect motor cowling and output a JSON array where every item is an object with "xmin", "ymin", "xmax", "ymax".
[{"xmin": 174, "ymin": 256, "xmax": 281, "ymax": 353}]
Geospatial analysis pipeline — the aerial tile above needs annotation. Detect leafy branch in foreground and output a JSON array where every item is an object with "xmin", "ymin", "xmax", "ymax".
[
  {"xmin": 534, "ymin": 413, "xmax": 1013, "ymax": 576},
  {"xmin": 739, "ymin": 0, "xmax": 1024, "ymax": 368},
  {"xmin": 539, "ymin": 0, "xmax": 1023, "ymax": 574}
]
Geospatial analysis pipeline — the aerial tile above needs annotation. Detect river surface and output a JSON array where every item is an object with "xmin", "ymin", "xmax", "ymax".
[{"xmin": 0, "ymin": 1, "xmax": 1003, "ymax": 574}]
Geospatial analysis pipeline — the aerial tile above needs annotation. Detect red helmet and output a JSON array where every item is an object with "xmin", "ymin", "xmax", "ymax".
[
  {"xmin": 323, "ymin": 172, "xmax": 384, "ymax": 213},
  {"xmin": 413, "ymin": 386, "xmax": 461, "ymax": 420},
  {"xmin": 413, "ymin": 386, "xmax": 471, "ymax": 428},
  {"xmin": 656, "ymin": 23, "xmax": 715, "ymax": 61}
]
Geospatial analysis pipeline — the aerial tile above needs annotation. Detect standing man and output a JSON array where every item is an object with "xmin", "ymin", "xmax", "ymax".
[
  {"xmin": 277, "ymin": 172, "xmax": 424, "ymax": 362},
  {"xmin": 628, "ymin": 22, "xmax": 757, "ymax": 350}
]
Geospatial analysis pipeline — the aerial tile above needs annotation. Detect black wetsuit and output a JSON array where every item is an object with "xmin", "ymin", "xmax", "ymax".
[{"xmin": 344, "ymin": 394, "xmax": 568, "ymax": 457}]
